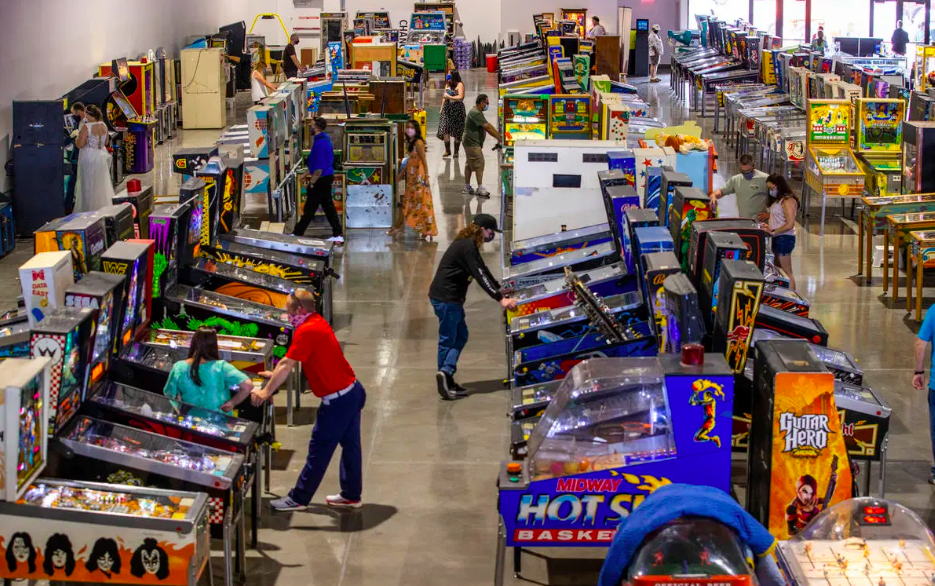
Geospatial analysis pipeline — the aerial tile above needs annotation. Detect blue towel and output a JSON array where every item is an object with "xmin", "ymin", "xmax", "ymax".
[{"xmin": 598, "ymin": 484, "xmax": 777, "ymax": 586}]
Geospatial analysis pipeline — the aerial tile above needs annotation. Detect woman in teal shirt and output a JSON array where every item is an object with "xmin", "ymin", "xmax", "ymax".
[{"xmin": 164, "ymin": 328, "xmax": 255, "ymax": 414}]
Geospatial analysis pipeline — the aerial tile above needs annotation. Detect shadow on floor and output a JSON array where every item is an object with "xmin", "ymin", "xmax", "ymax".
[{"xmin": 261, "ymin": 502, "xmax": 398, "ymax": 533}]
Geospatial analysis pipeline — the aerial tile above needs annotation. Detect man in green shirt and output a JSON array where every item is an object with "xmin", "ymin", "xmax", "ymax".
[
  {"xmin": 710, "ymin": 154, "xmax": 770, "ymax": 220},
  {"xmin": 462, "ymin": 94, "xmax": 502, "ymax": 198}
]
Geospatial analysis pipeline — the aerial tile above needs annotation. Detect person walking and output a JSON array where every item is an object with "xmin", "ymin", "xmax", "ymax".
[
  {"xmin": 74, "ymin": 105, "xmax": 115, "ymax": 213},
  {"xmin": 588, "ymin": 16, "xmax": 606, "ymax": 38},
  {"xmin": 388, "ymin": 120, "xmax": 437, "ymax": 240},
  {"xmin": 438, "ymin": 71, "xmax": 466, "ymax": 158},
  {"xmin": 252, "ymin": 57, "xmax": 279, "ymax": 104},
  {"xmin": 649, "ymin": 24, "xmax": 664, "ymax": 82},
  {"xmin": 710, "ymin": 154, "xmax": 770, "ymax": 220},
  {"xmin": 252, "ymin": 289, "xmax": 367, "ymax": 510},
  {"xmin": 912, "ymin": 309, "xmax": 935, "ymax": 486},
  {"xmin": 462, "ymin": 94, "xmax": 502, "ymax": 198},
  {"xmin": 282, "ymin": 33, "xmax": 302, "ymax": 79},
  {"xmin": 163, "ymin": 327, "xmax": 255, "ymax": 414},
  {"xmin": 428, "ymin": 214, "xmax": 517, "ymax": 400},
  {"xmin": 293, "ymin": 117, "xmax": 344, "ymax": 243},
  {"xmin": 892, "ymin": 21, "xmax": 910, "ymax": 56},
  {"xmin": 763, "ymin": 174, "xmax": 800, "ymax": 290}
]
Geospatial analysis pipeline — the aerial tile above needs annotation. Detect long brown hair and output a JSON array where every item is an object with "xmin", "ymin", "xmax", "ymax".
[
  {"xmin": 766, "ymin": 173, "xmax": 800, "ymax": 209},
  {"xmin": 187, "ymin": 327, "xmax": 220, "ymax": 386},
  {"xmin": 456, "ymin": 223, "xmax": 485, "ymax": 248}
]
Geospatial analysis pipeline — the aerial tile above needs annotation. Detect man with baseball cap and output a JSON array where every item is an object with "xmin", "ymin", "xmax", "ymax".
[{"xmin": 428, "ymin": 214, "xmax": 517, "ymax": 399}]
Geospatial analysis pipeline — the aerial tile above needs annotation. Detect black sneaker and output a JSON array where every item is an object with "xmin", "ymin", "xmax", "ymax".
[
  {"xmin": 446, "ymin": 373, "xmax": 469, "ymax": 397},
  {"xmin": 436, "ymin": 371, "xmax": 457, "ymax": 400}
]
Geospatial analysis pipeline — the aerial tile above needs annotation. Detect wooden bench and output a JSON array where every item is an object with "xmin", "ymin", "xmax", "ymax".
[
  {"xmin": 858, "ymin": 193, "xmax": 935, "ymax": 284},
  {"xmin": 884, "ymin": 212, "xmax": 935, "ymax": 302}
]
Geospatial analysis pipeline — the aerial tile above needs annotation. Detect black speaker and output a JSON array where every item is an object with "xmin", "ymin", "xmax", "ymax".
[
  {"xmin": 13, "ymin": 100, "xmax": 65, "ymax": 146},
  {"xmin": 12, "ymin": 144, "xmax": 66, "ymax": 236}
]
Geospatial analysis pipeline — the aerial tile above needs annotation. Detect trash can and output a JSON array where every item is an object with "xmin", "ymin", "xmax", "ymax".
[{"xmin": 486, "ymin": 54, "xmax": 498, "ymax": 73}]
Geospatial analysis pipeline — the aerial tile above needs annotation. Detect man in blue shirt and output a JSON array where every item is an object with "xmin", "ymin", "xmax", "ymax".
[
  {"xmin": 293, "ymin": 117, "xmax": 343, "ymax": 243},
  {"xmin": 912, "ymin": 307, "xmax": 935, "ymax": 485}
]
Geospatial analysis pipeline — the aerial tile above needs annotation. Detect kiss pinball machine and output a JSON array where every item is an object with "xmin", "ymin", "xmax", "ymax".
[
  {"xmin": 29, "ymin": 308, "xmax": 96, "ymax": 434},
  {"xmin": 711, "ymin": 259, "xmax": 764, "ymax": 373},
  {"xmin": 748, "ymin": 339, "xmax": 853, "ymax": 540},
  {"xmin": 101, "ymin": 241, "xmax": 154, "ymax": 354},
  {"xmin": 497, "ymin": 350, "xmax": 735, "ymax": 554},
  {"xmin": 755, "ymin": 304, "xmax": 829, "ymax": 346},
  {"xmin": 777, "ymin": 498, "xmax": 935, "ymax": 586},
  {"xmin": 184, "ymin": 257, "xmax": 293, "ymax": 309},
  {"xmin": 661, "ymin": 273, "xmax": 706, "ymax": 354},
  {"xmin": 0, "ymin": 356, "xmax": 52, "ymax": 501}
]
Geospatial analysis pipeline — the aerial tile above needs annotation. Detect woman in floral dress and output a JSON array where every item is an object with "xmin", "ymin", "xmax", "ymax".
[{"xmin": 389, "ymin": 120, "xmax": 437, "ymax": 240}]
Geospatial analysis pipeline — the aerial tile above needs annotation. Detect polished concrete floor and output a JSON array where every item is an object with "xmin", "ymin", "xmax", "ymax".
[{"xmin": 3, "ymin": 69, "xmax": 935, "ymax": 585}]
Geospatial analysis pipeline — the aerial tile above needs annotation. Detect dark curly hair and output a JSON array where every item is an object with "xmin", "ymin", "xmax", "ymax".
[
  {"xmin": 42, "ymin": 533, "xmax": 75, "ymax": 576},
  {"xmin": 85, "ymin": 537, "xmax": 121, "ymax": 575},
  {"xmin": 5, "ymin": 532, "xmax": 36, "ymax": 573},
  {"xmin": 130, "ymin": 538, "xmax": 169, "ymax": 580}
]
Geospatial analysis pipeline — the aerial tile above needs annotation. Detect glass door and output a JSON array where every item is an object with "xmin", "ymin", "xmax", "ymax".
[{"xmin": 872, "ymin": 0, "xmax": 898, "ymax": 48}]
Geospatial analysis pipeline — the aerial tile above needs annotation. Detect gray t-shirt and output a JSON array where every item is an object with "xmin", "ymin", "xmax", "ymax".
[{"xmin": 720, "ymin": 170, "xmax": 769, "ymax": 219}]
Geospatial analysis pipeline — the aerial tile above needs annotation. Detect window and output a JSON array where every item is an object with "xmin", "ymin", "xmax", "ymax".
[
  {"xmin": 553, "ymin": 174, "xmax": 582, "ymax": 188},
  {"xmin": 582, "ymin": 153, "xmax": 607, "ymax": 163},
  {"xmin": 688, "ymin": 0, "xmax": 750, "ymax": 23},
  {"xmin": 753, "ymin": 0, "xmax": 776, "ymax": 35},
  {"xmin": 782, "ymin": 0, "xmax": 806, "ymax": 43},
  {"xmin": 528, "ymin": 152, "xmax": 558, "ymax": 162},
  {"xmin": 813, "ymin": 0, "xmax": 870, "ymax": 41}
]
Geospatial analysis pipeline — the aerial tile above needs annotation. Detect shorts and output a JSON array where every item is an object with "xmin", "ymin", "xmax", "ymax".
[
  {"xmin": 650, "ymin": 53, "xmax": 660, "ymax": 66},
  {"xmin": 464, "ymin": 146, "xmax": 485, "ymax": 174},
  {"xmin": 772, "ymin": 234, "xmax": 796, "ymax": 256}
]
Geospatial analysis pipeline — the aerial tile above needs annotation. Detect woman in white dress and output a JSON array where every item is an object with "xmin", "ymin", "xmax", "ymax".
[{"xmin": 74, "ymin": 105, "xmax": 115, "ymax": 212}]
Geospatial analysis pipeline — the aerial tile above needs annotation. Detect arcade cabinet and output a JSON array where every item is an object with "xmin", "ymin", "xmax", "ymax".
[
  {"xmin": 11, "ymin": 100, "xmax": 68, "ymax": 236},
  {"xmin": 661, "ymin": 273, "xmax": 705, "ymax": 353},
  {"xmin": 630, "ymin": 19, "xmax": 650, "ymax": 78},
  {"xmin": 0, "ymin": 356, "xmax": 52, "ymax": 501},
  {"xmin": 64, "ymin": 272, "xmax": 126, "ymax": 387},
  {"xmin": 748, "ymin": 339, "xmax": 853, "ymax": 540},
  {"xmin": 101, "ymin": 241, "xmax": 154, "ymax": 353},
  {"xmin": 902, "ymin": 121, "xmax": 935, "ymax": 194},
  {"xmin": 712, "ymin": 259, "xmax": 764, "ymax": 373}
]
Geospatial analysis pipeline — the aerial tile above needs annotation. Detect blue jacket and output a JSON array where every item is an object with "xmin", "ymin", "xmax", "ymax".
[
  {"xmin": 307, "ymin": 132, "xmax": 334, "ymax": 177},
  {"xmin": 598, "ymin": 484, "xmax": 779, "ymax": 586}
]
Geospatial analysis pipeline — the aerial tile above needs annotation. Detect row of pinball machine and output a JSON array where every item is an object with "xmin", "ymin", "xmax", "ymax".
[
  {"xmin": 487, "ymin": 13, "xmax": 935, "ymax": 586},
  {"xmin": 0, "ymin": 97, "xmax": 346, "ymax": 585}
]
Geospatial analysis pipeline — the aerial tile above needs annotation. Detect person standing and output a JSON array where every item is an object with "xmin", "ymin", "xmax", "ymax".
[
  {"xmin": 428, "ymin": 214, "xmax": 517, "ymax": 399},
  {"xmin": 388, "ymin": 120, "xmax": 437, "ymax": 240},
  {"xmin": 253, "ymin": 289, "xmax": 367, "ymax": 509},
  {"xmin": 462, "ymin": 94, "xmax": 502, "ymax": 198},
  {"xmin": 74, "ymin": 105, "xmax": 115, "ymax": 213},
  {"xmin": 763, "ymin": 174, "xmax": 800, "ymax": 290},
  {"xmin": 282, "ymin": 33, "xmax": 302, "ymax": 79},
  {"xmin": 892, "ymin": 21, "xmax": 910, "ymax": 56},
  {"xmin": 813, "ymin": 29, "xmax": 828, "ymax": 53},
  {"xmin": 438, "ymin": 70, "xmax": 466, "ymax": 158},
  {"xmin": 710, "ymin": 154, "xmax": 770, "ymax": 220},
  {"xmin": 293, "ymin": 117, "xmax": 344, "ymax": 243},
  {"xmin": 912, "ymin": 309, "xmax": 935, "ymax": 485},
  {"xmin": 164, "ymin": 327, "xmax": 255, "ymax": 414},
  {"xmin": 69, "ymin": 102, "xmax": 87, "ymax": 132},
  {"xmin": 252, "ymin": 57, "xmax": 279, "ymax": 104},
  {"xmin": 649, "ymin": 24, "xmax": 664, "ymax": 82},
  {"xmin": 588, "ymin": 16, "xmax": 606, "ymax": 38}
]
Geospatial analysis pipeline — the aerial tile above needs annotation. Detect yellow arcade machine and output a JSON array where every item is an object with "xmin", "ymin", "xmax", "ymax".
[
  {"xmin": 853, "ymin": 98, "xmax": 905, "ymax": 197},
  {"xmin": 804, "ymin": 99, "xmax": 865, "ymax": 235}
]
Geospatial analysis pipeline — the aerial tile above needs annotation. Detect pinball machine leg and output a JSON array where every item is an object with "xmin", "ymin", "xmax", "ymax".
[
  {"xmin": 494, "ymin": 519, "xmax": 506, "ymax": 586},
  {"xmin": 864, "ymin": 461, "xmax": 872, "ymax": 496},
  {"xmin": 879, "ymin": 437, "xmax": 888, "ymax": 498},
  {"xmin": 252, "ymin": 461, "xmax": 261, "ymax": 549},
  {"xmin": 223, "ymin": 507, "xmax": 234, "ymax": 586},
  {"xmin": 858, "ymin": 210, "xmax": 864, "ymax": 276},
  {"xmin": 207, "ymin": 549, "xmax": 215, "ymax": 586},
  {"xmin": 514, "ymin": 546, "xmax": 523, "ymax": 577},
  {"xmin": 237, "ymin": 497, "xmax": 247, "ymax": 581},
  {"xmin": 917, "ymin": 256, "xmax": 925, "ymax": 322},
  {"xmin": 820, "ymin": 192, "xmax": 827, "ymax": 238}
]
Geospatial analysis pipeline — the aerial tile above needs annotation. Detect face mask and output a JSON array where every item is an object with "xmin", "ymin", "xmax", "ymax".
[
  {"xmin": 484, "ymin": 231, "xmax": 495, "ymax": 243},
  {"xmin": 742, "ymin": 170, "xmax": 755, "ymax": 180},
  {"xmin": 483, "ymin": 104, "xmax": 489, "ymax": 111},
  {"xmin": 769, "ymin": 187, "xmax": 778, "ymax": 197},
  {"xmin": 289, "ymin": 313, "xmax": 311, "ymax": 328},
  {"xmin": 406, "ymin": 128, "xmax": 416, "ymax": 137}
]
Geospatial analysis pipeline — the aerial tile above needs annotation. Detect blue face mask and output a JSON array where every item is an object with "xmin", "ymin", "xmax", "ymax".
[
  {"xmin": 742, "ymin": 170, "xmax": 755, "ymax": 180},
  {"xmin": 483, "ymin": 103, "xmax": 489, "ymax": 111}
]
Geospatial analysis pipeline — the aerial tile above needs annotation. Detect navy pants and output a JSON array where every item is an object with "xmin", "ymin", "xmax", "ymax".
[
  {"xmin": 431, "ymin": 299, "xmax": 468, "ymax": 375},
  {"xmin": 289, "ymin": 381, "xmax": 366, "ymax": 504}
]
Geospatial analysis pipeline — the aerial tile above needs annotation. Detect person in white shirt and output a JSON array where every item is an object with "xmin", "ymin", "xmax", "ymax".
[
  {"xmin": 588, "ymin": 16, "xmax": 606, "ymax": 38},
  {"xmin": 649, "ymin": 24, "xmax": 664, "ymax": 82},
  {"xmin": 251, "ymin": 57, "xmax": 279, "ymax": 104}
]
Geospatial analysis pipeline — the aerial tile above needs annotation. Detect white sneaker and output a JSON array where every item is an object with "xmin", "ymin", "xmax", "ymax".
[
  {"xmin": 327, "ymin": 235, "xmax": 344, "ymax": 244},
  {"xmin": 325, "ymin": 494, "xmax": 362, "ymax": 508},
  {"xmin": 475, "ymin": 187, "xmax": 490, "ymax": 198}
]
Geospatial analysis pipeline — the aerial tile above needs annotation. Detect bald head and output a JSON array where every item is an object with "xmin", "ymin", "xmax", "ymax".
[{"xmin": 287, "ymin": 288, "xmax": 317, "ymax": 315}]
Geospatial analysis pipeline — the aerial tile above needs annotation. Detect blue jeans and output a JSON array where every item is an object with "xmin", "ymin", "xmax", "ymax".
[
  {"xmin": 431, "ymin": 299, "xmax": 468, "ymax": 375},
  {"xmin": 289, "ymin": 381, "xmax": 366, "ymax": 504}
]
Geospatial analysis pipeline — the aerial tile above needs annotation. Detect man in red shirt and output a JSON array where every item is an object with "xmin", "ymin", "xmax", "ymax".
[{"xmin": 251, "ymin": 288, "xmax": 365, "ymax": 510}]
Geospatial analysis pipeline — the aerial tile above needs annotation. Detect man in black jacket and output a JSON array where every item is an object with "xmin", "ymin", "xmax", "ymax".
[
  {"xmin": 891, "ymin": 21, "xmax": 910, "ymax": 56},
  {"xmin": 429, "ymin": 214, "xmax": 517, "ymax": 399}
]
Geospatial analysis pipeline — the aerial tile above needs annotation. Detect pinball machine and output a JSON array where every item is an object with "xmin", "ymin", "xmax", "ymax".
[
  {"xmin": 687, "ymin": 218, "xmax": 766, "ymax": 283},
  {"xmin": 56, "ymin": 214, "xmax": 108, "ymax": 281},
  {"xmin": 667, "ymin": 187, "xmax": 711, "ymax": 269},
  {"xmin": 219, "ymin": 229, "xmax": 333, "ymax": 267},
  {"xmin": 710, "ymin": 259, "xmax": 764, "ymax": 373},
  {"xmin": 548, "ymin": 95, "xmax": 591, "ymax": 139},
  {"xmin": 500, "ymin": 241, "xmax": 619, "ymax": 290},
  {"xmin": 93, "ymin": 203, "xmax": 135, "ymax": 248},
  {"xmin": 184, "ymin": 257, "xmax": 293, "ymax": 309},
  {"xmin": 660, "ymin": 273, "xmax": 706, "ymax": 354},
  {"xmin": 505, "ymin": 262, "xmax": 636, "ymax": 323},
  {"xmin": 700, "ymin": 231, "xmax": 750, "ymax": 328},
  {"xmin": 101, "ymin": 241, "xmax": 154, "ymax": 354},
  {"xmin": 508, "ymin": 224, "xmax": 612, "ymax": 266},
  {"xmin": 901, "ymin": 121, "xmax": 935, "ymax": 194},
  {"xmin": 342, "ymin": 119, "xmax": 397, "ymax": 229},
  {"xmin": 755, "ymin": 304, "xmax": 829, "ymax": 346},
  {"xmin": 621, "ymin": 209, "xmax": 660, "ymax": 277},
  {"xmin": 0, "ymin": 313, "xmax": 31, "ymax": 360},
  {"xmin": 658, "ymin": 169, "xmax": 692, "ymax": 225},
  {"xmin": 642, "ymin": 252, "xmax": 682, "ymax": 353},
  {"xmin": 761, "ymin": 283, "xmax": 811, "ymax": 316},
  {"xmin": 853, "ymin": 99, "xmax": 905, "ymax": 198}
]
